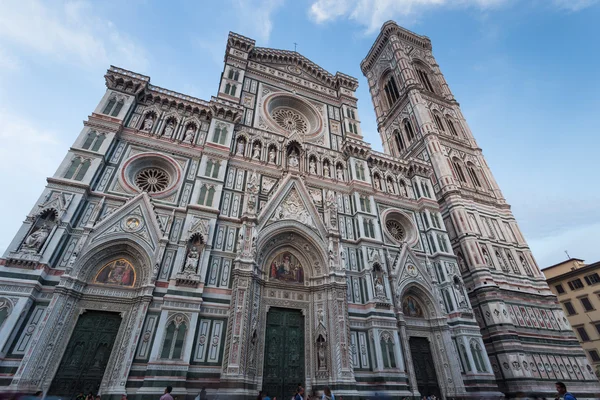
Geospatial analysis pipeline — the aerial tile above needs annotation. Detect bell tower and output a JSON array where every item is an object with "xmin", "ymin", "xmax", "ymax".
[{"xmin": 362, "ymin": 21, "xmax": 600, "ymax": 396}]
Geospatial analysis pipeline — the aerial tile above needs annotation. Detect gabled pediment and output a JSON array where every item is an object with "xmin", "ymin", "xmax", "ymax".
[
  {"xmin": 258, "ymin": 175, "xmax": 327, "ymax": 240},
  {"xmin": 396, "ymin": 247, "xmax": 434, "ymax": 291},
  {"xmin": 86, "ymin": 193, "xmax": 163, "ymax": 256}
]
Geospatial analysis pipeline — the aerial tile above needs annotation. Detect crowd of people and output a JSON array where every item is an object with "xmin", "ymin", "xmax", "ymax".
[{"xmin": 0, "ymin": 381, "xmax": 579, "ymax": 400}]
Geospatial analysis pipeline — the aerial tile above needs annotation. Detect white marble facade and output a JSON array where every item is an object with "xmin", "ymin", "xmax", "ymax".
[{"xmin": 0, "ymin": 22, "xmax": 598, "ymax": 400}]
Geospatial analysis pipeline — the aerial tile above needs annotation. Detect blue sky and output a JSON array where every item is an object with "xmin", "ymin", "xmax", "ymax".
[{"xmin": 0, "ymin": 0, "xmax": 598, "ymax": 268}]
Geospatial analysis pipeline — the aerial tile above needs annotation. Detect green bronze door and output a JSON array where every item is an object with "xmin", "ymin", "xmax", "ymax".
[
  {"xmin": 262, "ymin": 308, "xmax": 305, "ymax": 400},
  {"xmin": 409, "ymin": 336, "xmax": 441, "ymax": 399},
  {"xmin": 49, "ymin": 311, "xmax": 122, "ymax": 398}
]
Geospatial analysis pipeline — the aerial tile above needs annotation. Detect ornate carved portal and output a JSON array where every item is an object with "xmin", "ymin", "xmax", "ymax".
[
  {"xmin": 409, "ymin": 337, "xmax": 441, "ymax": 398},
  {"xmin": 262, "ymin": 308, "xmax": 305, "ymax": 400},
  {"xmin": 48, "ymin": 311, "xmax": 122, "ymax": 397}
]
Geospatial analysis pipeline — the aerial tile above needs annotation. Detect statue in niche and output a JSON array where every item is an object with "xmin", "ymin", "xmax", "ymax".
[
  {"xmin": 374, "ymin": 277, "xmax": 385, "ymax": 298},
  {"xmin": 247, "ymin": 171, "xmax": 259, "ymax": 194},
  {"xmin": 252, "ymin": 143, "xmax": 261, "ymax": 159},
  {"xmin": 482, "ymin": 247, "xmax": 492, "ymax": 266},
  {"xmin": 288, "ymin": 149, "xmax": 299, "ymax": 168},
  {"xmin": 309, "ymin": 159, "xmax": 316, "ymax": 174},
  {"xmin": 94, "ymin": 259, "xmax": 135, "ymax": 287},
  {"xmin": 453, "ymin": 276, "xmax": 467, "ymax": 307},
  {"xmin": 269, "ymin": 251, "xmax": 304, "ymax": 283},
  {"xmin": 374, "ymin": 177, "xmax": 381, "ymax": 190},
  {"xmin": 184, "ymin": 126, "xmax": 195, "ymax": 143},
  {"xmin": 336, "ymin": 165, "xmax": 344, "ymax": 181},
  {"xmin": 386, "ymin": 179, "xmax": 394, "ymax": 193},
  {"xmin": 142, "ymin": 115, "xmax": 154, "ymax": 131},
  {"xmin": 323, "ymin": 162, "xmax": 330, "ymax": 177},
  {"xmin": 402, "ymin": 296, "xmax": 424, "ymax": 318},
  {"xmin": 184, "ymin": 246, "xmax": 200, "ymax": 273},
  {"xmin": 236, "ymin": 139, "xmax": 245, "ymax": 155},
  {"xmin": 163, "ymin": 121, "xmax": 175, "ymax": 138},
  {"xmin": 317, "ymin": 334, "xmax": 327, "ymax": 370},
  {"xmin": 268, "ymin": 147, "xmax": 276, "ymax": 163},
  {"xmin": 400, "ymin": 182, "xmax": 408, "ymax": 197},
  {"xmin": 22, "ymin": 224, "xmax": 51, "ymax": 251}
]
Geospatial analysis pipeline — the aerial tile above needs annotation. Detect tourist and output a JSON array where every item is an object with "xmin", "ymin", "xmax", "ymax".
[
  {"xmin": 554, "ymin": 382, "xmax": 576, "ymax": 400},
  {"xmin": 86, "ymin": 392, "xmax": 94, "ymax": 400},
  {"xmin": 321, "ymin": 387, "xmax": 334, "ymax": 400},
  {"xmin": 160, "ymin": 386, "xmax": 174, "ymax": 400},
  {"xmin": 294, "ymin": 386, "xmax": 304, "ymax": 400}
]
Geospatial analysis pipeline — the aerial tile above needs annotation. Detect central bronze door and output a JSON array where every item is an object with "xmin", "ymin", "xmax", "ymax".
[
  {"xmin": 409, "ymin": 336, "xmax": 441, "ymax": 398},
  {"xmin": 49, "ymin": 311, "xmax": 122, "ymax": 398},
  {"xmin": 262, "ymin": 308, "xmax": 305, "ymax": 400}
]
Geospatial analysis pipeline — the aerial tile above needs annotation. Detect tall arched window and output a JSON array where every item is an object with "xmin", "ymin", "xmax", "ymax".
[
  {"xmin": 74, "ymin": 159, "xmax": 91, "ymax": 181},
  {"xmin": 394, "ymin": 129, "xmax": 404, "ymax": 153},
  {"xmin": 102, "ymin": 97, "xmax": 116, "ymax": 114},
  {"xmin": 433, "ymin": 113, "xmax": 445, "ymax": 132},
  {"xmin": 82, "ymin": 131, "xmax": 97, "ymax": 149},
  {"xmin": 452, "ymin": 158, "xmax": 467, "ymax": 183},
  {"xmin": 415, "ymin": 67, "xmax": 435, "ymax": 93},
  {"xmin": 520, "ymin": 255, "xmax": 534, "ymax": 277},
  {"xmin": 459, "ymin": 343, "xmax": 472, "ymax": 372},
  {"xmin": 470, "ymin": 340, "xmax": 487, "ymax": 372},
  {"xmin": 379, "ymin": 334, "xmax": 396, "ymax": 369},
  {"xmin": 160, "ymin": 318, "xmax": 187, "ymax": 360},
  {"xmin": 446, "ymin": 117, "xmax": 459, "ymax": 137},
  {"xmin": 64, "ymin": 158, "xmax": 81, "ymax": 180},
  {"xmin": 443, "ymin": 289, "xmax": 455, "ymax": 313},
  {"xmin": 91, "ymin": 133, "xmax": 105, "ymax": 152},
  {"xmin": 383, "ymin": 74, "xmax": 400, "ymax": 108},
  {"xmin": 111, "ymin": 100, "xmax": 124, "ymax": 117},
  {"xmin": 466, "ymin": 162, "xmax": 482, "ymax": 187},
  {"xmin": 212, "ymin": 125, "xmax": 228, "ymax": 145},
  {"xmin": 403, "ymin": 119, "xmax": 415, "ymax": 142}
]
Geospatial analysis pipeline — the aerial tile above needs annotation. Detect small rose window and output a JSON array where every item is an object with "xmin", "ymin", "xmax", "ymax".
[
  {"xmin": 385, "ymin": 220, "xmax": 406, "ymax": 241},
  {"xmin": 134, "ymin": 167, "xmax": 170, "ymax": 193}
]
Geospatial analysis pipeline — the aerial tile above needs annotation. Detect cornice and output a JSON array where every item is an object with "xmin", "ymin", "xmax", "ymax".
[
  {"xmin": 249, "ymin": 47, "xmax": 358, "ymax": 91},
  {"xmin": 361, "ymin": 21, "xmax": 432, "ymax": 74},
  {"xmin": 120, "ymin": 130, "xmax": 204, "ymax": 159}
]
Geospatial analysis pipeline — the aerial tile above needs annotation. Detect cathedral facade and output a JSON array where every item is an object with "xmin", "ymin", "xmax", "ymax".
[{"xmin": 0, "ymin": 21, "xmax": 598, "ymax": 400}]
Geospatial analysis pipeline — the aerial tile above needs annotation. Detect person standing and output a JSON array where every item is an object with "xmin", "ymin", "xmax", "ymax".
[
  {"xmin": 321, "ymin": 387, "xmax": 334, "ymax": 400},
  {"xmin": 294, "ymin": 386, "xmax": 304, "ymax": 400},
  {"xmin": 161, "ymin": 386, "xmax": 174, "ymax": 400},
  {"xmin": 554, "ymin": 382, "xmax": 576, "ymax": 400}
]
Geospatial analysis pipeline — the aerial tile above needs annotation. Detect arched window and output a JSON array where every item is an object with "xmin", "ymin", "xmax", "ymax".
[
  {"xmin": 383, "ymin": 74, "xmax": 400, "ymax": 108},
  {"xmin": 379, "ymin": 334, "xmax": 396, "ymax": 369},
  {"xmin": 403, "ymin": 119, "xmax": 415, "ymax": 142},
  {"xmin": 355, "ymin": 161, "xmax": 365, "ymax": 181},
  {"xmin": 416, "ymin": 67, "xmax": 435, "ymax": 93},
  {"xmin": 212, "ymin": 125, "xmax": 228, "ymax": 145},
  {"xmin": 435, "ymin": 262, "xmax": 446, "ymax": 282},
  {"xmin": 520, "ymin": 255, "xmax": 534, "ymax": 277},
  {"xmin": 438, "ymin": 234, "xmax": 449, "ymax": 253},
  {"xmin": 91, "ymin": 133, "xmax": 105, "ymax": 152},
  {"xmin": 227, "ymin": 69, "xmax": 234, "ymax": 80},
  {"xmin": 428, "ymin": 234, "xmax": 437, "ymax": 253},
  {"xmin": 82, "ymin": 131, "xmax": 97, "ymax": 149},
  {"xmin": 160, "ymin": 318, "xmax": 187, "ymax": 359},
  {"xmin": 74, "ymin": 159, "xmax": 90, "ymax": 181},
  {"xmin": 225, "ymin": 83, "xmax": 237, "ymax": 96},
  {"xmin": 394, "ymin": 129, "xmax": 404, "ymax": 153},
  {"xmin": 459, "ymin": 343, "xmax": 472, "ymax": 372},
  {"xmin": 111, "ymin": 100, "xmax": 124, "ymax": 117},
  {"xmin": 234, "ymin": 71, "xmax": 240, "ymax": 81},
  {"xmin": 64, "ymin": 158, "xmax": 81, "ymax": 179},
  {"xmin": 433, "ymin": 113, "xmax": 445, "ymax": 132},
  {"xmin": 466, "ymin": 162, "xmax": 482, "ymax": 187},
  {"xmin": 205, "ymin": 159, "xmax": 220, "ymax": 178},
  {"xmin": 198, "ymin": 185, "xmax": 207, "ymax": 206},
  {"xmin": 452, "ymin": 158, "xmax": 467, "ymax": 183},
  {"xmin": 206, "ymin": 187, "xmax": 216, "ymax": 207},
  {"xmin": 421, "ymin": 181, "xmax": 432, "ymax": 198},
  {"xmin": 446, "ymin": 117, "xmax": 459, "ymax": 137},
  {"xmin": 102, "ymin": 97, "xmax": 116, "ymax": 115},
  {"xmin": 470, "ymin": 340, "xmax": 487, "ymax": 372}
]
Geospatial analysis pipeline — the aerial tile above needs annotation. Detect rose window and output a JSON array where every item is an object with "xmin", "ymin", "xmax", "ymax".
[
  {"xmin": 385, "ymin": 220, "xmax": 406, "ymax": 241},
  {"xmin": 272, "ymin": 108, "xmax": 308, "ymax": 134},
  {"xmin": 134, "ymin": 167, "xmax": 170, "ymax": 193}
]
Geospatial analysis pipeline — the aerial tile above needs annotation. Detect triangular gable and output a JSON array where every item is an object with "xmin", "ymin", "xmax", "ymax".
[
  {"xmin": 257, "ymin": 175, "xmax": 327, "ymax": 239},
  {"xmin": 86, "ymin": 192, "xmax": 163, "ymax": 255},
  {"xmin": 395, "ymin": 247, "xmax": 434, "ymax": 291}
]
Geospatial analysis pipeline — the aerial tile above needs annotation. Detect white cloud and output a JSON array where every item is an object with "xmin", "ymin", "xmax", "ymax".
[
  {"xmin": 0, "ymin": 108, "xmax": 67, "ymax": 254},
  {"xmin": 553, "ymin": 0, "xmax": 599, "ymax": 11},
  {"xmin": 233, "ymin": 0, "xmax": 285, "ymax": 44},
  {"xmin": 308, "ymin": 0, "xmax": 505, "ymax": 32},
  {"xmin": 0, "ymin": 0, "xmax": 148, "ymax": 71}
]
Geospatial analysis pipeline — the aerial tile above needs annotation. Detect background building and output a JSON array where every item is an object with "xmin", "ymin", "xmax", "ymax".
[
  {"xmin": 0, "ymin": 21, "xmax": 598, "ymax": 400},
  {"xmin": 544, "ymin": 258, "xmax": 600, "ymax": 377}
]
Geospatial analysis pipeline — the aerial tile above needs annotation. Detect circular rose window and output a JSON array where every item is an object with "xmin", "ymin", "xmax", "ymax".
[
  {"xmin": 119, "ymin": 152, "xmax": 182, "ymax": 198},
  {"xmin": 272, "ymin": 108, "xmax": 309, "ymax": 134},
  {"xmin": 263, "ymin": 93, "xmax": 322, "ymax": 138},
  {"xmin": 385, "ymin": 220, "xmax": 405, "ymax": 241},
  {"xmin": 382, "ymin": 209, "xmax": 418, "ymax": 245},
  {"xmin": 134, "ymin": 167, "xmax": 170, "ymax": 193}
]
